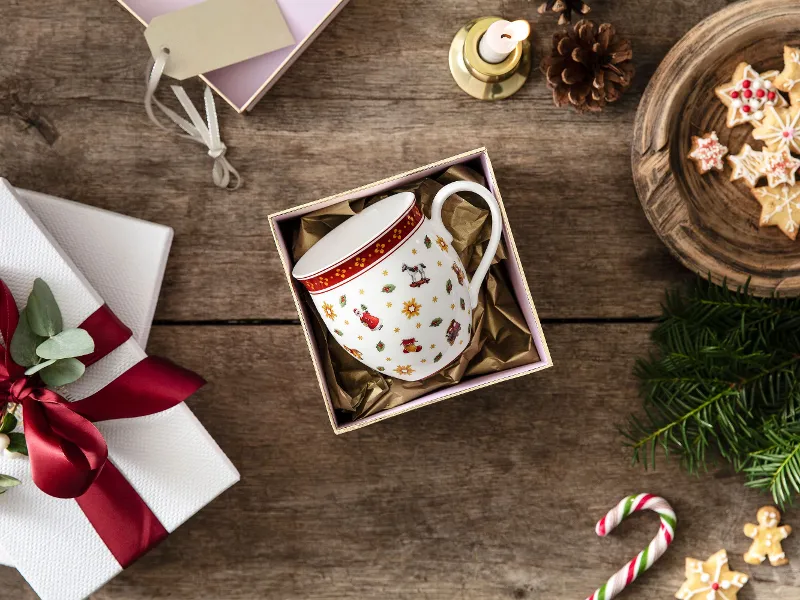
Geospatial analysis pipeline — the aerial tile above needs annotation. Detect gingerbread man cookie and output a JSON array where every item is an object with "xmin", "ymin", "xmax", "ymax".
[
  {"xmin": 744, "ymin": 506, "xmax": 792, "ymax": 566},
  {"xmin": 689, "ymin": 132, "xmax": 728, "ymax": 174},
  {"xmin": 751, "ymin": 184, "xmax": 800, "ymax": 240},
  {"xmin": 716, "ymin": 62, "xmax": 786, "ymax": 127},
  {"xmin": 675, "ymin": 550, "xmax": 749, "ymax": 600},
  {"xmin": 752, "ymin": 105, "xmax": 800, "ymax": 154},
  {"xmin": 773, "ymin": 45, "xmax": 800, "ymax": 105}
]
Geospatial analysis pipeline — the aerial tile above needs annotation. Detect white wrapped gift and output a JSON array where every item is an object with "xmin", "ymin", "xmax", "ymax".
[
  {"xmin": 0, "ymin": 180, "xmax": 239, "ymax": 600},
  {"xmin": 0, "ymin": 187, "xmax": 176, "ymax": 568}
]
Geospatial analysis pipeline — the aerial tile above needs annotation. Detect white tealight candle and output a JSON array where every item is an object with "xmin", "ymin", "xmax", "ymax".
[{"xmin": 478, "ymin": 19, "xmax": 530, "ymax": 64}]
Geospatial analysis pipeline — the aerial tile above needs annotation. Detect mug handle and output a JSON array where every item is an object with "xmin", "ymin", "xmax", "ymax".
[{"xmin": 430, "ymin": 181, "xmax": 503, "ymax": 307}]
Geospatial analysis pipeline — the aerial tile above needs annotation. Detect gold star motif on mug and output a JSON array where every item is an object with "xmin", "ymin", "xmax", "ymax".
[
  {"xmin": 430, "ymin": 344, "xmax": 436, "ymax": 349},
  {"xmin": 412, "ymin": 249, "xmax": 417, "ymax": 255},
  {"xmin": 451, "ymin": 303, "xmax": 456, "ymax": 309},
  {"xmin": 394, "ymin": 327, "xmax": 400, "ymax": 333},
  {"xmin": 358, "ymin": 335, "xmax": 363, "ymax": 340},
  {"xmin": 437, "ymin": 261, "xmax": 442, "ymax": 267},
  {"xmin": 386, "ymin": 302, "xmax": 392, "ymax": 308},
  {"xmin": 344, "ymin": 320, "xmax": 349, "ymax": 325},
  {"xmin": 416, "ymin": 322, "xmax": 421, "ymax": 329},
  {"xmin": 386, "ymin": 357, "xmax": 392, "ymax": 362},
  {"xmin": 432, "ymin": 296, "xmax": 438, "ymax": 303},
  {"xmin": 383, "ymin": 270, "xmax": 389, "ymax": 276},
  {"xmin": 359, "ymin": 289, "xmax": 365, "ymax": 295},
  {"xmin": 421, "ymin": 359, "xmax": 427, "ymax": 363}
]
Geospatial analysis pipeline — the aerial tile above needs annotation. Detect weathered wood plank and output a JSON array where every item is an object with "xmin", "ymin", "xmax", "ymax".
[
  {"xmin": 0, "ymin": 323, "xmax": 793, "ymax": 599},
  {"xmin": 0, "ymin": 0, "xmax": 728, "ymax": 321}
]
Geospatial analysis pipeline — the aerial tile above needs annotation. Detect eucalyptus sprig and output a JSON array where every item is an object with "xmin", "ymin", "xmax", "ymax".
[
  {"xmin": 9, "ymin": 278, "xmax": 95, "ymax": 387},
  {"xmin": 624, "ymin": 278, "xmax": 800, "ymax": 507}
]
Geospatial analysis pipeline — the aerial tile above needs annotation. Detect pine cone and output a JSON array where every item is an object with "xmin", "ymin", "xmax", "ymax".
[
  {"xmin": 538, "ymin": 0, "xmax": 591, "ymax": 25},
  {"xmin": 540, "ymin": 20, "xmax": 635, "ymax": 113}
]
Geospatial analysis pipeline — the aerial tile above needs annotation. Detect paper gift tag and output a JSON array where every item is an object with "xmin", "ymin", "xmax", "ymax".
[{"xmin": 144, "ymin": 0, "xmax": 296, "ymax": 80}]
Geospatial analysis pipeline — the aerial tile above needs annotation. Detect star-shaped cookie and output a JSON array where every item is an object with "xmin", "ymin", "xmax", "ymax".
[
  {"xmin": 689, "ymin": 132, "xmax": 728, "ymax": 174},
  {"xmin": 728, "ymin": 143, "xmax": 764, "ymax": 187},
  {"xmin": 675, "ymin": 550, "xmax": 749, "ymax": 600},
  {"xmin": 763, "ymin": 148, "xmax": 800, "ymax": 187},
  {"xmin": 774, "ymin": 45, "xmax": 800, "ymax": 105},
  {"xmin": 716, "ymin": 62, "xmax": 786, "ymax": 127},
  {"xmin": 752, "ymin": 184, "xmax": 800, "ymax": 240},
  {"xmin": 753, "ymin": 105, "xmax": 800, "ymax": 154}
]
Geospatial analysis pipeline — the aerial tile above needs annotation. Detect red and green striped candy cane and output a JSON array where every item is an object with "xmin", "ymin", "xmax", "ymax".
[{"xmin": 586, "ymin": 494, "xmax": 677, "ymax": 600}]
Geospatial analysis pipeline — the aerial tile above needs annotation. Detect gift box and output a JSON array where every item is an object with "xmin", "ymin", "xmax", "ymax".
[
  {"xmin": 0, "ymin": 180, "xmax": 239, "ymax": 600},
  {"xmin": 269, "ymin": 148, "xmax": 552, "ymax": 434},
  {"xmin": 118, "ymin": 0, "xmax": 349, "ymax": 113},
  {"xmin": 0, "ymin": 188, "xmax": 175, "ymax": 569}
]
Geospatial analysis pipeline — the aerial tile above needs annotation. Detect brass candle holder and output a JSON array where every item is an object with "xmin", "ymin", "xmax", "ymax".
[{"xmin": 449, "ymin": 16, "xmax": 532, "ymax": 101}]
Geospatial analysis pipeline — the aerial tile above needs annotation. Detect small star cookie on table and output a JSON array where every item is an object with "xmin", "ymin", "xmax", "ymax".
[
  {"xmin": 753, "ymin": 105, "xmax": 800, "ymax": 154},
  {"xmin": 773, "ymin": 45, "xmax": 800, "ymax": 105},
  {"xmin": 752, "ymin": 184, "xmax": 800, "ymax": 240},
  {"xmin": 689, "ymin": 132, "xmax": 728, "ymax": 174},
  {"xmin": 728, "ymin": 143, "xmax": 764, "ymax": 187},
  {"xmin": 716, "ymin": 62, "xmax": 785, "ymax": 127},
  {"xmin": 744, "ymin": 506, "xmax": 792, "ymax": 566},
  {"xmin": 675, "ymin": 550, "xmax": 749, "ymax": 600}
]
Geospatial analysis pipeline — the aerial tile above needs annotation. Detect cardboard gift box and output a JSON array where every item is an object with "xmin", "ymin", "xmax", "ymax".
[
  {"xmin": 0, "ymin": 180, "xmax": 240, "ymax": 599},
  {"xmin": 0, "ymin": 188, "xmax": 176, "ymax": 569},
  {"xmin": 117, "ymin": 0, "xmax": 349, "ymax": 113},
  {"xmin": 269, "ymin": 148, "xmax": 552, "ymax": 434}
]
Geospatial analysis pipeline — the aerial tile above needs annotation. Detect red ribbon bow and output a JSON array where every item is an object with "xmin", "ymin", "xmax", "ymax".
[{"xmin": 0, "ymin": 279, "xmax": 205, "ymax": 566}]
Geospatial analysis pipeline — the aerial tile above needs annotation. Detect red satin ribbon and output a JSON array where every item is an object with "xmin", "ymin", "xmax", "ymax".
[{"xmin": 0, "ymin": 279, "xmax": 205, "ymax": 567}]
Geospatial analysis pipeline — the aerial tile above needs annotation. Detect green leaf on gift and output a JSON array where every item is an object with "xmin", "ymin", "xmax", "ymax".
[
  {"xmin": 0, "ymin": 474, "xmax": 20, "ymax": 489},
  {"xmin": 39, "ymin": 358, "xmax": 85, "ymax": 387},
  {"xmin": 9, "ymin": 309, "xmax": 45, "ymax": 368},
  {"xmin": 0, "ymin": 413, "xmax": 18, "ymax": 435},
  {"xmin": 27, "ymin": 279, "xmax": 63, "ymax": 337},
  {"xmin": 36, "ymin": 328, "xmax": 95, "ymax": 360},
  {"xmin": 7, "ymin": 433, "xmax": 27, "ymax": 456},
  {"xmin": 381, "ymin": 285, "xmax": 396, "ymax": 294},
  {"xmin": 24, "ymin": 359, "xmax": 58, "ymax": 376}
]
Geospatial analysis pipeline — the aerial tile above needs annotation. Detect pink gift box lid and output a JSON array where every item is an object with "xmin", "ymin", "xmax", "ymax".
[{"xmin": 118, "ymin": 0, "xmax": 348, "ymax": 112}]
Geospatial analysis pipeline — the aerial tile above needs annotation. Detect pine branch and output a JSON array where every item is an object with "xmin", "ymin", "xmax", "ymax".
[{"xmin": 626, "ymin": 278, "xmax": 800, "ymax": 503}]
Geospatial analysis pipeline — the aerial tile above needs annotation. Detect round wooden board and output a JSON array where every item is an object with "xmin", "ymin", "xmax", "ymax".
[{"xmin": 632, "ymin": 0, "xmax": 800, "ymax": 296}]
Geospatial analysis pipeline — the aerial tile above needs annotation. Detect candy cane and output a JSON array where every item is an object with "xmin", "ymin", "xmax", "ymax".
[{"xmin": 585, "ymin": 494, "xmax": 677, "ymax": 600}]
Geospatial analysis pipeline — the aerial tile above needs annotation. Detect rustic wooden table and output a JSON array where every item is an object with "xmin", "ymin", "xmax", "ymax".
[{"xmin": 1, "ymin": 0, "xmax": 798, "ymax": 598}]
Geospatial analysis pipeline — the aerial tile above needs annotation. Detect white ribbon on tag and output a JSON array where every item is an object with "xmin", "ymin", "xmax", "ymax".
[{"xmin": 144, "ymin": 50, "xmax": 241, "ymax": 191}]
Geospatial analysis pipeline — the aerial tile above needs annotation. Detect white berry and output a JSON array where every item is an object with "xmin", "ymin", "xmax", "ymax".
[
  {"xmin": 700, "ymin": 573, "xmax": 710, "ymax": 582},
  {"xmin": 721, "ymin": 581, "xmax": 731, "ymax": 589},
  {"xmin": 753, "ymin": 80, "xmax": 762, "ymax": 90},
  {"xmin": 0, "ymin": 434, "xmax": 9, "ymax": 452},
  {"xmin": 765, "ymin": 81, "xmax": 772, "ymax": 89},
  {"xmin": 4, "ymin": 449, "xmax": 24, "ymax": 460}
]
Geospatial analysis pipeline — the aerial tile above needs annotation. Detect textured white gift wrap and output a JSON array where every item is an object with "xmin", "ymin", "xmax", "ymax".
[
  {"xmin": 0, "ymin": 189, "xmax": 174, "ymax": 568},
  {"xmin": 0, "ymin": 180, "xmax": 240, "ymax": 600}
]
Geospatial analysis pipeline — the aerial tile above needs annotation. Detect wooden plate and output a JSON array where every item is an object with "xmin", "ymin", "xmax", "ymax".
[{"xmin": 632, "ymin": 0, "xmax": 800, "ymax": 296}]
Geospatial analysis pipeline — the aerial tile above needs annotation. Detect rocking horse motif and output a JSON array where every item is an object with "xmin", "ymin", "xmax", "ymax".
[{"xmin": 402, "ymin": 263, "xmax": 430, "ymax": 287}]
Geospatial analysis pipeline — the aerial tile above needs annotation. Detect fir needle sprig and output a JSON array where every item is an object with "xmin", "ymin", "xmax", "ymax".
[{"xmin": 625, "ymin": 278, "xmax": 800, "ymax": 506}]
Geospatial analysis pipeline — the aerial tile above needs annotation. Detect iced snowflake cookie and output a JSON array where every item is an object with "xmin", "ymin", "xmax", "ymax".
[
  {"xmin": 752, "ymin": 184, "xmax": 800, "ymax": 240},
  {"xmin": 773, "ymin": 46, "xmax": 800, "ymax": 105},
  {"xmin": 689, "ymin": 132, "xmax": 728, "ymax": 174},
  {"xmin": 728, "ymin": 143, "xmax": 764, "ymax": 187},
  {"xmin": 675, "ymin": 550, "xmax": 748, "ymax": 600},
  {"xmin": 753, "ymin": 105, "xmax": 800, "ymax": 154},
  {"xmin": 744, "ymin": 506, "xmax": 792, "ymax": 567},
  {"xmin": 716, "ymin": 63, "xmax": 785, "ymax": 127},
  {"xmin": 762, "ymin": 148, "xmax": 800, "ymax": 187}
]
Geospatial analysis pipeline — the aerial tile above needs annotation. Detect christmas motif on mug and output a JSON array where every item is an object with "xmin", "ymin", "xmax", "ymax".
[
  {"xmin": 753, "ymin": 105, "xmax": 800, "ymax": 154},
  {"xmin": 344, "ymin": 346, "xmax": 363, "ymax": 360},
  {"xmin": 744, "ymin": 506, "xmax": 792, "ymax": 566},
  {"xmin": 728, "ymin": 143, "xmax": 765, "ymax": 187},
  {"xmin": 675, "ymin": 550, "xmax": 748, "ymax": 600},
  {"xmin": 430, "ymin": 317, "xmax": 443, "ymax": 327},
  {"xmin": 381, "ymin": 284, "xmax": 396, "ymax": 294},
  {"xmin": 688, "ymin": 132, "xmax": 728, "ymax": 174},
  {"xmin": 376, "ymin": 341, "xmax": 385, "ymax": 352},
  {"xmin": 333, "ymin": 328, "xmax": 343, "ymax": 336},
  {"xmin": 446, "ymin": 279, "xmax": 453, "ymax": 295},
  {"xmin": 451, "ymin": 263, "xmax": 466, "ymax": 286},
  {"xmin": 445, "ymin": 319, "xmax": 462, "ymax": 346},
  {"xmin": 322, "ymin": 302, "xmax": 337, "ymax": 321},
  {"xmin": 433, "ymin": 352, "xmax": 443, "ymax": 363},
  {"xmin": 436, "ymin": 235, "xmax": 449, "ymax": 252},
  {"xmin": 773, "ymin": 46, "xmax": 800, "ymax": 104},
  {"xmin": 460, "ymin": 298, "xmax": 466, "ymax": 311},
  {"xmin": 402, "ymin": 262, "xmax": 430, "ymax": 287},
  {"xmin": 424, "ymin": 235, "xmax": 432, "ymax": 249},
  {"xmin": 716, "ymin": 63, "xmax": 785, "ymax": 127},
  {"xmin": 401, "ymin": 338, "xmax": 423, "ymax": 353},
  {"xmin": 394, "ymin": 365, "xmax": 414, "ymax": 376},
  {"xmin": 751, "ymin": 184, "xmax": 800, "ymax": 240},
  {"xmin": 401, "ymin": 298, "xmax": 422, "ymax": 320},
  {"xmin": 354, "ymin": 305, "xmax": 383, "ymax": 330}
]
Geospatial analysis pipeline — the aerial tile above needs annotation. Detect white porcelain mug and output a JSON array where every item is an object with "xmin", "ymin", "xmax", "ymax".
[{"xmin": 292, "ymin": 181, "xmax": 502, "ymax": 381}]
